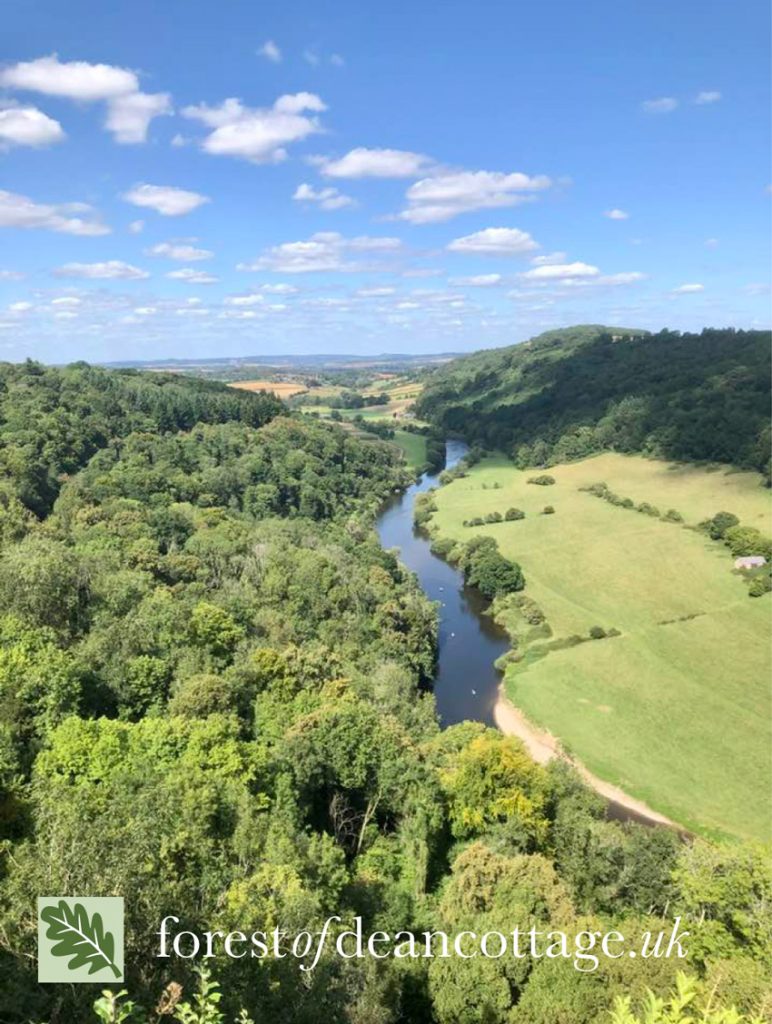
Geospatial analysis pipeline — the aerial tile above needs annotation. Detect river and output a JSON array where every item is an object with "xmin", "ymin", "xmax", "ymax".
[{"xmin": 376, "ymin": 439, "xmax": 676, "ymax": 829}]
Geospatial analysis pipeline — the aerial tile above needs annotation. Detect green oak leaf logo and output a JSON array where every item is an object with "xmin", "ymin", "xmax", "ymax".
[{"xmin": 38, "ymin": 897, "xmax": 124, "ymax": 983}]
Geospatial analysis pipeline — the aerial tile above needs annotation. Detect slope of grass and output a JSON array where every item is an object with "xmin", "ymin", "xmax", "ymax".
[
  {"xmin": 430, "ymin": 452, "xmax": 772, "ymax": 841},
  {"xmin": 391, "ymin": 429, "xmax": 427, "ymax": 470}
]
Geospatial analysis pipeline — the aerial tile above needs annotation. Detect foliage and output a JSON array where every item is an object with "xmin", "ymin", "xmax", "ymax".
[{"xmin": 415, "ymin": 327, "xmax": 771, "ymax": 478}]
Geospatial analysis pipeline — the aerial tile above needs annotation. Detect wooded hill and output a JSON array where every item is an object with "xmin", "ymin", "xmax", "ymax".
[{"xmin": 414, "ymin": 326, "xmax": 771, "ymax": 478}]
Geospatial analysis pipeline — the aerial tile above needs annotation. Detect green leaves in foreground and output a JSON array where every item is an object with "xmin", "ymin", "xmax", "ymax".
[{"xmin": 40, "ymin": 900, "xmax": 121, "ymax": 978}]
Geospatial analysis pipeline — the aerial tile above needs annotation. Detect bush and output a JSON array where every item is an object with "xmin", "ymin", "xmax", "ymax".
[
  {"xmin": 505, "ymin": 507, "xmax": 526, "ymax": 521},
  {"xmin": 637, "ymin": 502, "xmax": 660, "ymax": 517},
  {"xmin": 663, "ymin": 508, "xmax": 684, "ymax": 522},
  {"xmin": 748, "ymin": 576, "xmax": 772, "ymax": 597},
  {"xmin": 527, "ymin": 474, "xmax": 556, "ymax": 486},
  {"xmin": 541, "ymin": 505, "xmax": 555, "ymax": 515},
  {"xmin": 484, "ymin": 511, "xmax": 503, "ymax": 523},
  {"xmin": 589, "ymin": 625, "xmax": 607, "ymax": 639},
  {"xmin": 704, "ymin": 510, "xmax": 740, "ymax": 540}
]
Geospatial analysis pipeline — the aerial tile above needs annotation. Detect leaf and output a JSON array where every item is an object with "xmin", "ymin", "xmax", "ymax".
[{"xmin": 40, "ymin": 900, "xmax": 121, "ymax": 979}]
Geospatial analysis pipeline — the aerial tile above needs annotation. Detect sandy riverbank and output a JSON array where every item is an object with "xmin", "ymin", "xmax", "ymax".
[{"xmin": 493, "ymin": 687, "xmax": 677, "ymax": 828}]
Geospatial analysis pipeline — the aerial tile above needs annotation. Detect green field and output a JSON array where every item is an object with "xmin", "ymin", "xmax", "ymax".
[
  {"xmin": 431, "ymin": 452, "xmax": 772, "ymax": 841},
  {"xmin": 391, "ymin": 429, "xmax": 427, "ymax": 470}
]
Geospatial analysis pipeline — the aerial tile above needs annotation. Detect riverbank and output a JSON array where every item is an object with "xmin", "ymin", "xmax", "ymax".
[{"xmin": 492, "ymin": 688, "xmax": 677, "ymax": 827}]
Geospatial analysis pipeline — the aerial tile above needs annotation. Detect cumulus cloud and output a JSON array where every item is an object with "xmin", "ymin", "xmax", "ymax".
[
  {"xmin": 642, "ymin": 97, "xmax": 678, "ymax": 113},
  {"xmin": 0, "ymin": 55, "xmax": 170, "ymax": 142},
  {"xmin": 695, "ymin": 90, "xmax": 721, "ymax": 104},
  {"xmin": 0, "ymin": 103, "xmax": 64, "ymax": 147},
  {"xmin": 51, "ymin": 296, "xmax": 81, "ymax": 306},
  {"xmin": 447, "ymin": 227, "xmax": 538, "ymax": 256},
  {"xmin": 105, "ymin": 91, "xmax": 172, "ymax": 143},
  {"xmin": 530, "ymin": 252, "xmax": 567, "ymax": 266},
  {"xmin": 182, "ymin": 93, "xmax": 325, "ymax": 163},
  {"xmin": 399, "ymin": 170, "xmax": 551, "ymax": 224},
  {"xmin": 0, "ymin": 54, "xmax": 138, "ymax": 100},
  {"xmin": 128, "ymin": 220, "xmax": 145, "ymax": 234},
  {"xmin": 166, "ymin": 268, "xmax": 219, "ymax": 284},
  {"xmin": 258, "ymin": 40, "xmax": 282, "ymax": 63},
  {"xmin": 239, "ymin": 231, "xmax": 401, "ymax": 273},
  {"xmin": 122, "ymin": 183, "xmax": 210, "ymax": 216},
  {"xmin": 224, "ymin": 293, "xmax": 265, "ymax": 306},
  {"xmin": 148, "ymin": 242, "xmax": 213, "ymax": 261},
  {"xmin": 54, "ymin": 260, "xmax": 149, "ymax": 279},
  {"xmin": 522, "ymin": 261, "xmax": 599, "ymax": 281},
  {"xmin": 671, "ymin": 282, "xmax": 704, "ymax": 294},
  {"xmin": 0, "ymin": 189, "xmax": 110, "ymax": 235},
  {"xmin": 293, "ymin": 182, "xmax": 355, "ymax": 210},
  {"xmin": 314, "ymin": 147, "xmax": 433, "ymax": 179},
  {"xmin": 449, "ymin": 274, "xmax": 502, "ymax": 286},
  {"xmin": 9, "ymin": 301, "xmax": 33, "ymax": 312},
  {"xmin": 604, "ymin": 208, "xmax": 629, "ymax": 220}
]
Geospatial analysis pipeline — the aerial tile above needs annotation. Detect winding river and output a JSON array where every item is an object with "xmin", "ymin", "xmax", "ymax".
[{"xmin": 376, "ymin": 439, "xmax": 675, "ymax": 829}]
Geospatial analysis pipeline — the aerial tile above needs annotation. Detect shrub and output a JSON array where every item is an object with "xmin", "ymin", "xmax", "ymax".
[
  {"xmin": 589, "ymin": 625, "xmax": 607, "ymax": 639},
  {"xmin": 748, "ymin": 576, "xmax": 772, "ymax": 597},
  {"xmin": 527, "ymin": 474, "xmax": 556, "ymax": 486},
  {"xmin": 541, "ymin": 505, "xmax": 555, "ymax": 515},
  {"xmin": 505, "ymin": 507, "xmax": 526, "ymax": 521},
  {"xmin": 703, "ymin": 510, "xmax": 740, "ymax": 540},
  {"xmin": 663, "ymin": 508, "xmax": 684, "ymax": 522},
  {"xmin": 637, "ymin": 502, "xmax": 660, "ymax": 517},
  {"xmin": 484, "ymin": 511, "xmax": 503, "ymax": 524}
]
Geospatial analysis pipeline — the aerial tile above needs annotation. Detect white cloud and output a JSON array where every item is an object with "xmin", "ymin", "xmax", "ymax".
[
  {"xmin": 0, "ymin": 190, "xmax": 110, "ymax": 235},
  {"xmin": 54, "ymin": 260, "xmax": 149, "ymax": 279},
  {"xmin": 0, "ymin": 54, "xmax": 138, "ymax": 100},
  {"xmin": 293, "ymin": 182, "xmax": 355, "ymax": 210},
  {"xmin": 128, "ymin": 220, "xmax": 145, "ymax": 234},
  {"xmin": 399, "ymin": 170, "xmax": 551, "ymax": 224},
  {"xmin": 51, "ymin": 296, "xmax": 81, "ymax": 306},
  {"xmin": 0, "ymin": 55, "xmax": 169, "ymax": 145},
  {"xmin": 105, "ymin": 91, "xmax": 171, "ymax": 143},
  {"xmin": 671, "ymin": 282, "xmax": 704, "ymax": 294},
  {"xmin": 134, "ymin": 306, "xmax": 157, "ymax": 315},
  {"xmin": 704, "ymin": 237, "xmax": 719, "ymax": 249},
  {"xmin": 260, "ymin": 283, "xmax": 298, "ymax": 294},
  {"xmin": 240, "ymin": 231, "xmax": 401, "ymax": 273},
  {"xmin": 258, "ymin": 40, "xmax": 282, "ymax": 63},
  {"xmin": 303, "ymin": 50, "xmax": 320, "ymax": 67},
  {"xmin": 148, "ymin": 242, "xmax": 213, "ymax": 261},
  {"xmin": 166, "ymin": 268, "xmax": 219, "ymax": 284},
  {"xmin": 9, "ymin": 301, "xmax": 33, "ymax": 312},
  {"xmin": 695, "ymin": 90, "xmax": 721, "ymax": 105},
  {"xmin": 604, "ymin": 208, "xmax": 629, "ymax": 220},
  {"xmin": 530, "ymin": 251, "xmax": 567, "ymax": 266},
  {"xmin": 122, "ymin": 183, "xmax": 210, "ymax": 216},
  {"xmin": 182, "ymin": 93, "xmax": 325, "ymax": 163},
  {"xmin": 0, "ymin": 103, "xmax": 64, "ymax": 147},
  {"xmin": 447, "ymin": 227, "xmax": 538, "ymax": 256},
  {"xmin": 315, "ymin": 147, "xmax": 433, "ymax": 179},
  {"xmin": 225, "ymin": 293, "xmax": 265, "ymax": 306},
  {"xmin": 642, "ymin": 97, "xmax": 678, "ymax": 114},
  {"xmin": 54, "ymin": 310, "xmax": 78, "ymax": 320},
  {"xmin": 522, "ymin": 261, "xmax": 599, "ymax": 281},
  {"xmin": 330, "ymin": 54, "xmax": 345, "ymax": 67},
  {"xmin": 0, "ymin": 269, "xmax": 24, "ymax": 280},
  {"xmin": 449, "ymin": 274, "xmax": 502, "ymax": 287}
]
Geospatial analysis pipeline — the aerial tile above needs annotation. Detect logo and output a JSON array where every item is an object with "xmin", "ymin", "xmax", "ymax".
[{"xmin": 37, "ymin": 897, "xmax": 124, "ymax": 983}]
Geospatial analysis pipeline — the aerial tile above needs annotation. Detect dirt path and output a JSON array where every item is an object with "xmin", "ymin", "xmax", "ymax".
[{"xmin": 492, "ymin": 688, "xmax": 677, "ymax": 827}]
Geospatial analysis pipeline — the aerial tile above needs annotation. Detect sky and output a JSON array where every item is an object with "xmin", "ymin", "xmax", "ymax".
[{"xmin": 0, "ymin": 0, "xmax": 770, "ymax": 363}]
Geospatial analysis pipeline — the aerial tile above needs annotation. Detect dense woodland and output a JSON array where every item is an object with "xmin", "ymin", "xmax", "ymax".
[
  {"xmin": 0, "ymin": 363, "xmax": 769, "ymax": 1022},
  {"xmin": 415, "ymin": 327, "xmax": 772, "ymax": 481}
]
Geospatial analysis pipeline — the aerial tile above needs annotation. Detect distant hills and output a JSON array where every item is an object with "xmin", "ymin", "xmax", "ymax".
[{"xmin": 415, "ymin": 325, "xmax": 771, "ymax": 478}]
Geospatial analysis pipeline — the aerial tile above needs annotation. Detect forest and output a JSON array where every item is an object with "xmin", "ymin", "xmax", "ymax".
[
  {"xmin": 414, "ymin": 327, "xmax": 771, "ymax": 480},
  {"xmin": 0, "ymin": 362, "xmax": 770, "ymax": 1023}
]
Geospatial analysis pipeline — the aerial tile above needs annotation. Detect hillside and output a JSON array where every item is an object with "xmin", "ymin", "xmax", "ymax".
[{"xmin": 415, "ymin": 326, "xmax": 772, "ymax": 477}]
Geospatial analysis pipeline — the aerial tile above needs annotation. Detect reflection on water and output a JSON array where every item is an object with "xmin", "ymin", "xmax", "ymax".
[{"xmin": 376, "ymin": 440, "xmax": 510, "ymax": 727}]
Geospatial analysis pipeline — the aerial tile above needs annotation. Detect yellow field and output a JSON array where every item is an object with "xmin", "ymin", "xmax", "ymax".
[
  {"xmin": 430, "ymin": 452, "xmax": 772, "ymax": 840},
  {"xmin": 228, "ymin": 380, "xmax": 308, "ymax": 398}
]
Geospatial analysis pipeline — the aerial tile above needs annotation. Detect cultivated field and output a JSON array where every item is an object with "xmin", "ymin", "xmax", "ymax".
[
  {"xmin": 430, "ymin": 452, "xmax": 772, "ymax": 841},
  {"xmin": 228, "ymin": 380, "xmax": 308, "ymax": 398}
]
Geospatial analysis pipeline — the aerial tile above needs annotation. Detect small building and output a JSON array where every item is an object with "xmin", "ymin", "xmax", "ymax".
[{"xmin": 734, "ymin": 555, "xmax": 767, "ymax": 570}]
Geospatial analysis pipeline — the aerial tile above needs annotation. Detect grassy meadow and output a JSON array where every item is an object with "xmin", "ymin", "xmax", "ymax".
[
  {"xmin": 391, "ymin": 429, "xmax": 428, "ymax": 469},
  {"xmin": 430, "ymin": 452, "xmax": 772, "ymax": 841}
]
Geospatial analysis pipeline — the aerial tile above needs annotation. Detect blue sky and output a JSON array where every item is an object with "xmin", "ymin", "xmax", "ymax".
[{"xmin": 0, "ymin": 0, "xmax": 769, "ymax": 362}]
